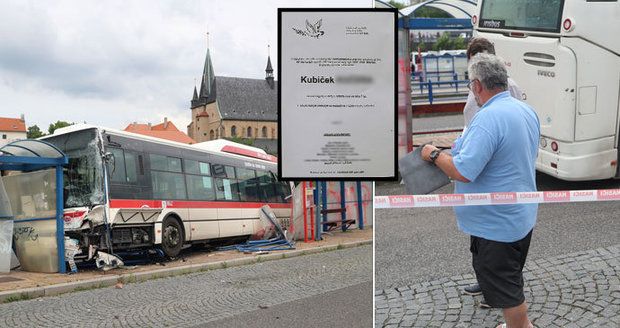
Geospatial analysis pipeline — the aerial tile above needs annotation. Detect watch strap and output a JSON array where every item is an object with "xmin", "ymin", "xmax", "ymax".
[{"xmin": 430, "ymin": 149, "xmax": 443, "ymax": 163}]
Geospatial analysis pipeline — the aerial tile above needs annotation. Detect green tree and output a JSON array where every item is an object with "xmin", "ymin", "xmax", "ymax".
[
  {"xmin": 418, "ymin": 41, "xmax": 427, "ymax": 52},
  {"xmin": 228, "ymin": 136, "xmax": 254, "ymax": 147},
  {"xmin": 452, "ymin": 35, "xmax": 467, "ymax": 50},
  {"xmin": 27, "ymin": 125, "xmax": 45, "ymax": 139},
  {"xmin": 433, "ymin": 32, "xmax": 453, "ymax": 51},
  {"xmin": 415, "ymin": 7, "xmax": 451, "ymax": 18},
  {"xmin": 388, "ymin": 1, "xmax": 406, "ymax": 9},
  {"xmin": 48, "ymin": 121, "xmax": 73, "ymax": 135}
]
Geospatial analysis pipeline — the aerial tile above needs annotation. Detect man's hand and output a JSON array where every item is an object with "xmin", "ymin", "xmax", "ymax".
[
  {"xmin": 421, "ymin": 144, "xmax": 437, "ymax": 162},
  {"xmin": 421, "ymin": 144, "xmax": 470, "ymax": 183}
]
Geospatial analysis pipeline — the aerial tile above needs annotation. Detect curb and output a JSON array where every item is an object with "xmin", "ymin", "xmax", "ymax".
[{"xmin": 0, "ymin": 239, "xmax": 372, "ymax": 303}]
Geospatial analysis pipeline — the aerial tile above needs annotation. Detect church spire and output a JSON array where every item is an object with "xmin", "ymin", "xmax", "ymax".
[
  {"xmin": 192, "ymin": 78, "xmax": 198, "ymax": 101},
  {"xmin": 199, "ymin": 40, "xmax": 215, "ymax": 99},
  {"xmin": 192, "ymin": 32, "xmax": 216, "ymax": 108},
  {"xmin": 265, "ymin": 44, "xmax": 274, "ymax": 89}
]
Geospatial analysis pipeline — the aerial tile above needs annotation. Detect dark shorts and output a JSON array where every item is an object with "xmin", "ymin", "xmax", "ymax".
[{"xmin": 470, "ymin": 230, "xmax": 533, "ymax": 308}]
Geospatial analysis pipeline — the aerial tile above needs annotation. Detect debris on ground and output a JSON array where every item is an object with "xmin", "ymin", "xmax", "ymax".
[
  {"xmin": 95, "ymin": 252, "xmax": 124, "ymax": 271},
  {"xmin": 218, "ymin": 206, "xmax": 294, "ymax": 253}
]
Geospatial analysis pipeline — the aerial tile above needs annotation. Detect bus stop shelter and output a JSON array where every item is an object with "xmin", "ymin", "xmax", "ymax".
[{"xmin": 0, "ymin": 140, "xmax": 68, "ymax": 273}]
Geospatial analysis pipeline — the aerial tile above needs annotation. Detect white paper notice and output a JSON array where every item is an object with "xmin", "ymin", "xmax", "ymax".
[{"xmin": 279, "ymin": 10, "xmax": 396, "ymax": 180}]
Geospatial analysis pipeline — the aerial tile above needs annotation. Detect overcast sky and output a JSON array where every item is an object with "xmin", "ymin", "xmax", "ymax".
[{"xmin": 0, "ymin": 0, "xmax": 370, "ymax": 132}]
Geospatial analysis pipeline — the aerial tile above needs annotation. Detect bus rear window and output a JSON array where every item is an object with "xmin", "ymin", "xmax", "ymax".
[{"xmin": 479, "ymin": 0, "xmax": 564, "ymax": 33}]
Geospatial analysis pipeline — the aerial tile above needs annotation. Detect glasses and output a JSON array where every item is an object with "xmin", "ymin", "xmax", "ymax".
[{"xmin": 467, "ymin": 79, "xmax": 478, "ymax": 90}]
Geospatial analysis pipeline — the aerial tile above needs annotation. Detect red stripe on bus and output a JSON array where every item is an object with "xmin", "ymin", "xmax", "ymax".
[
  {"xmin": 221, "ymin": 145, "xmax": 278, "ymax": 163},
  {"xmin": 109, "ymin": 199, "xmax": 291, "ymax": 209},
  {"xmin": 109, "ymin": 199, "xmax": 162, "ymax": 208}
]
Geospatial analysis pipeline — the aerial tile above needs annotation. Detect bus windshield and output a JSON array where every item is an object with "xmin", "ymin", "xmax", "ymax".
[
  {"xmin": 44, "ymin": 129, "xmax": 105, "ymax": 208},
  {"xmin": 479, "ymin": 0, "xmax": 564, "ymax": 33}
]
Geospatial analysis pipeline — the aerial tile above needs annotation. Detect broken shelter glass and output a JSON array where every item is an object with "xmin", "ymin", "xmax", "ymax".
[{"xmin": 44, "ymin": 128, "xmax": 105, "ymax": 208}]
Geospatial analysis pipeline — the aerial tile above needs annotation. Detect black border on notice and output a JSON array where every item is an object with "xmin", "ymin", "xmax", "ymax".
[{"xmin": 277, "ymin": 8, "xmax": 399, "ymax": 181}]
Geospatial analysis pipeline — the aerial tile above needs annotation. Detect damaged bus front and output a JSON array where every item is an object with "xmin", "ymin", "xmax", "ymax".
[{"xmin": 42, "ymin": 127, "xmax": 123, "ymax": 267}]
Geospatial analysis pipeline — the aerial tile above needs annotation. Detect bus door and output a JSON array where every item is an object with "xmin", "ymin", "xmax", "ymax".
[{"xmin": 183, "ymin": 159, "xmax": 220, "ymax": 241}]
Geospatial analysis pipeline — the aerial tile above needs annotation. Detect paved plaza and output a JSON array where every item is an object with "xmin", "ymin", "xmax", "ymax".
[
  {"xmin": 376, "ymin": 245, "xmax": 620, "ymax": 327},
  {"xmin": 375, "ymin": 174, "xmax": 620, "ymax": 328},
  {"xmin": 0, "ymin": 245, "xmax": 372, "ymax": 328}
]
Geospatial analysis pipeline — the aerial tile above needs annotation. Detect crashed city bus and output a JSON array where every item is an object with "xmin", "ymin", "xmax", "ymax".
[{"xmin": 40, "ymin": 125, "xmax": 292, "ymax": 266}]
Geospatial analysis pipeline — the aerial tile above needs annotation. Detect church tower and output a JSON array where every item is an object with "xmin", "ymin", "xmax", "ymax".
[{"xmin": 265, "ymin": 45, "xmax": 274, "ymax": 89}]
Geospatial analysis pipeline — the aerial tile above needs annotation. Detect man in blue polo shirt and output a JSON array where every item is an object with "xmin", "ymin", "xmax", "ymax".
[{"xmin": 422, "ymin": 53, "xmax": 540, "ymax": 328}]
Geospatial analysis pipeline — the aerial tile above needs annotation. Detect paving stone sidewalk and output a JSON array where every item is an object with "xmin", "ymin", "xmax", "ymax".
[
  {"xmin": 375, "ymin": 245, "xmax": 620, "ymax": 328},
  {"xmin": 0, "ymin": 245, "xmax": 371, "ymax": 328}
]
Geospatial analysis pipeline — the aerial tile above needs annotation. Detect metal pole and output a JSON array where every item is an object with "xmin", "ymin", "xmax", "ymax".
[
  {"xmin": 428, "ymin": 79, "xmax": 434, "ymax": 105},
  {"xmin": 309, "ymin": 182, "xmax": 314, "ymax": 241},
  {"xmin": 315, "ymin": 180, "xmax": 322, "ymax": 241},
  {"xmin": 340, "ymin": 181, "xmax": 346, "ymax": 232},
  {"xmin": 454, "ymin": 55, "xmax": 458, "ymax": 78},
  {"xmin": 321, "ymin": 181, "xmax": 328, "ymax": 233},
  {"xmin": 55, "ymin": 165, "xmax": 66, "ymax": 273},
  {"xmin": 306, "ymin": 181, "xmax": 316, "ymax": 241},
  {"xmin": 302, "ymin": 182, "xmax": 307, "ymax": 242},
  {"xmin": 356, "ymin": 181, "xmax": 364, "ymax": 230}
]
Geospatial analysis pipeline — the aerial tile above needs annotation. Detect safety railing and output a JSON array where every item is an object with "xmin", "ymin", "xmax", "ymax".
[{"xmin": 411, "ymin": 78, "xmax": 470, "ymax": 105}]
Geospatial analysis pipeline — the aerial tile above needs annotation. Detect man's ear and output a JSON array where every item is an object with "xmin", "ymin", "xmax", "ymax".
[{"xmin": 473, "ymin": 79, "xmax": 482, "ymax": 94}]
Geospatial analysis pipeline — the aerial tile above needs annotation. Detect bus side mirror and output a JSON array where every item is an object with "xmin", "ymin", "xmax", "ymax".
[{"xmin": 104, "ymin": 152, "xmax": 116, "ymax": 175}]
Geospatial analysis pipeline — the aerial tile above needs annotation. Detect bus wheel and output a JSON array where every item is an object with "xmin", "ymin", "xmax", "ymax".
[{"xmin": 161, "ymin": 216, "xmax": 183, "ymax": 258}]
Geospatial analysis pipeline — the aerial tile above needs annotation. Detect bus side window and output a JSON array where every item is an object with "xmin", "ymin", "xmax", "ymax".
[
  {"xmin": 212, "ymin": 164, "xmax": 226, "ymax": 177},
  {"xmin": 215, "ymin": 177, "xmax": 240, "ymax": 201},
  {"xmin": 168, "ymin": 157, "xmax": 182, "ymax": 173},
  {"xmin": 149, "ymin": 154, "xmax": 187, "ymax": 200},
  {"xmin": 108, "ymin": 148, "xmax": 126, "ymax": 183},
  {"xmin": 185, "ymin": 159, "xmax": 215, "ymax": 201},
  {"xmin": 256, "ymin": 170, "xmax": 276, "ymax": 203},
  {"xmin": 186, "ymin": 175, "xmax": 215, "ymax": 201},
  {"xmin": 124, "ymin": 152, "xmax": 138, "ymax": 183},
  {"xmin": 273, "ymin": 174, "xmax": 292, "ymax": 203},
  {"xmin": 236, "ymin": 168, "xmax": 259, "ymax": 202},
  {"xmin": 185, "ymin": 159, "xmax": 211, "ymax": 176},
  {"xmin": 138, "ymin": 155, "xmax": 144, "ymax": 175},
  {"xmin": 152, "ymin": 171, "xmax": 186, "ymax": 200},
  {"xmin": 150, "ymin": 154, "xmax": 167, "ymax": 171},
  {"xmin": 225, "ymin": 165, "xmax": 236, "ymax": 179}
]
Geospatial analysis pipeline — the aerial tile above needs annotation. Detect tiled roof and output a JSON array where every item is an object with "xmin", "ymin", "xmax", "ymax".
[
  {"xmin": 124, "ymin": 123, "xmax": 151, "ymax": 132},
  {"xmin": 0, "ymin": 117, "xmax": 26, "ymax": 133},
  {"xmin": 150, "ymin": 121, "xmax": 181, "ymax": 131},
  {"xmin": 216, "ymin": 76, "xmax": 277, "ymax": 121},
  {"xmin": 124, "ymin": 120, "xmax": 195, "ymax": 144},
  {"xmin": 124, "ymin": 121, "xmax": 181, "ymax": 132}
]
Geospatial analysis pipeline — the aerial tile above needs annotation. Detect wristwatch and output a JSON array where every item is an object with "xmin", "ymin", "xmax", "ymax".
[{"xmin": 429, "ymin": 148, "xmax": 443, "ymax": 164}]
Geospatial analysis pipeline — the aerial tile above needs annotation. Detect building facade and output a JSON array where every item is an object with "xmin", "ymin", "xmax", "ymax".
[
  {"xmin": 187, "ymin": 46, "xmax": 278, "ymax": 154},
  {"xmin": 0, "ymin": 116, "xmax": 27, "ymax": 146}
]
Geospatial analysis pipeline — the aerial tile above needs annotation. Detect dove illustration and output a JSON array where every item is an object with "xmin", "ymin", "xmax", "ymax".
[{"xmin": 305, "ymin": 19, "xmax": 324, "ymax": 38}]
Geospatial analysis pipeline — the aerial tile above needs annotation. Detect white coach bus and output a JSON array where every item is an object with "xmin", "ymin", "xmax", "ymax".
[
  {"xmin": 41, "ymin": 125, "xmax": 292, "ymax": 260},
  {"xmin": 473, "ymin": 0, "xmax": 620, "ymax": 181}
]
